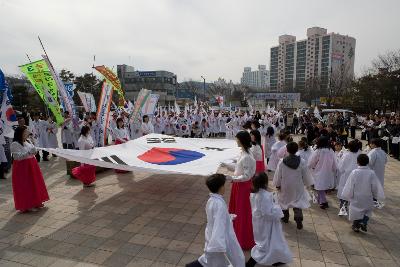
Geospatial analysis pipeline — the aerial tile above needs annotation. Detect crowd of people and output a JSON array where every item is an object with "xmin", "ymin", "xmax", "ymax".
[{"xmin": 0, "ymin": 106, "xmax": 392, "ymax": 267}]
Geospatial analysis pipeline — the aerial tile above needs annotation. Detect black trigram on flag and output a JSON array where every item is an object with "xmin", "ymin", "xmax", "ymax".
[
  {"xmin": 95, "ymin": 155, "xmax": 127, "ymax": 165},
  {"xmin": 201, "ymin": 147, "xmax": 228, "ymax": 151}
]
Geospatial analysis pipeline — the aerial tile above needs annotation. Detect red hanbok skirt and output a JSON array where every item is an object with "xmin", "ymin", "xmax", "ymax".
[
  {"xmin": 256, "ymin": 146, "xmax": 266, "ymax": 173},
  {"xmin": 12, "ymin": 157, "xmax": 49, "ymax": 211},
  {"xmin": 72, "ymin": 164, "xmax": 96, "ymax": 185},
  {"xmin": 229, "ymin": 179, "xmax": 255, "ymax": 250},
  {"xmin": 114, "ymin": 139, "xmax": 129, "ymax": 173}
]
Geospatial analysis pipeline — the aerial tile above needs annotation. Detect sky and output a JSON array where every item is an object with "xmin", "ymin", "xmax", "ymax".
[{"xmin": 1, "ymin": 0, "xmax": 399, "ymax": 83}]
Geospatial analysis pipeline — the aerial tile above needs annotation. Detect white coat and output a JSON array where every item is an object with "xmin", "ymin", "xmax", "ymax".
[
  {"xmin": 0, "ymin": 137, "xmax": 7, "ymax": 163},
  {"xmin": 308, "ymin": 148, "xmax": 337, "ymax": 190},
  {"xmin": 264, "ymin": 135, "xmax": 276, "ymax": 159},
  {"xmin": 342, "ymin": 166, "xmax": 385, "ymax": 220},
  {"xmin": 45, "ymin": 121, "xmax": 59, "ymax": 148},
  {"xmin": 268, "ymin": 141, "xmax": 286, "ymax": 171},
  {"xmin": 296, "ymin": 148, "xmax": 312, "ymax": 165},
  {"xmin": 30, "ymin": 120, "xmax": 47, "ymax": 147},
  {"xmin": 337, "ymin": 151, "xmax": 361, "ymax": 199},
  {"xmin": 273, "ymin": 158, "xmax": 313, "ymax": 209},
  {"xmin": 367, "ymin": 148, "xmax": 387, "ymax": 186},
  {"xmin": 250, "ymin": 189, "xmax": 293, "ymax": 265},
  {"xmin": 198, "ymin": 193, "xmax": 245, "ymax": 267},
  {"xmin": 129, "ymin": 119, "xmax": 142, "ymax": 140}
]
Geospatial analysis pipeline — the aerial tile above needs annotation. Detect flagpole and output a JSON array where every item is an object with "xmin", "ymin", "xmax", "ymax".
[{"xmin": 26, "ymin": 54, "xmax": 32, "ymax": 63}]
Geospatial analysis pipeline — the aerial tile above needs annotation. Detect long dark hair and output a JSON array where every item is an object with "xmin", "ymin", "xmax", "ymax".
[
  {"xmin": 298, "ymin": 137, "xmax": 309, "ymax": 151},
  {"xmin": 80, "ymin": 125, "xmax": 90, "ymax": 137},
  {"xmin": 266, "ymin": 126, "xmax": 274, "ymax": 137},
  {"xmin": 116, "ymin": 118, "xmax": 124, "ymax": 129},
  {"xmin": 252, "ymin": 172, "xmax": 268, "ymax": 193},
  {"xmin": 236, "ymin": 131, "xmax": 252, "ymax": 153},
  {"xmin": 250, "ymin": 129, "xmax": 262, "ymax": 147},
  {"xmin": 316, "ymin": 136, "xmax": 331, "ymax": 149},
  {"xmin": 13, "ymin": 126, "xmax": 27, "ymax": 146}
]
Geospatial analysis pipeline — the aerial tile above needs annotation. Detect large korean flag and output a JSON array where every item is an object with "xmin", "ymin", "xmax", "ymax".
[{"xmin": 45, "ymin": 134, "xmax": 240, "ymax": 176}]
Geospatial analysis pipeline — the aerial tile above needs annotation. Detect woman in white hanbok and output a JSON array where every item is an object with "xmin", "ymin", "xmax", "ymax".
[
  {"xmin": 268, "ymin": 133, "xmax": 287, "ymax": 172},
  {"xmin": 246, "ymin": 172, "xmax": 293, "ymax": 267}
]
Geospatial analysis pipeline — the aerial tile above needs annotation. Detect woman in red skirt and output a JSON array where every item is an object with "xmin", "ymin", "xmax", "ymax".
[
  {"xmin": 250, "ymin": 129, "xmax": 265, "ymax": 173},
  {"xmin": 113, "ymin": 118, "xmax": 130, "ymax": 173},
  {"xmin": 10, "ymin": 126, "xmax": 49, "ymax": 212},
  {"xmin": 223, "ymin": 131, "xmax": 257, "ymax": 250},
  {"xmin": 72, "ymin": 126, "xmax": 96, "ymax": 187}
]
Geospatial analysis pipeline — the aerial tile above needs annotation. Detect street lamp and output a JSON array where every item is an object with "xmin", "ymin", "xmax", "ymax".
[{"xmin": 201, "ymin": 76, "xmax": 206, "ymax": 101}]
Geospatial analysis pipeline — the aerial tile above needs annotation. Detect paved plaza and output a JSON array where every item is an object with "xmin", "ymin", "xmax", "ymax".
[{"xmin": 0, "ymin": 148, "xmax": 399, "ymax": 266}]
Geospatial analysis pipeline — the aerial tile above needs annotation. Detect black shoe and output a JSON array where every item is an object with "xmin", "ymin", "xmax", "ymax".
[
  {"xmin": 360, "ymin": 224, "xmax": 368, "ymax": 232},
  {"xmin": 281, "ymin": 218, "xmax": 289, "ymax": 223},
  {"xmin": 352, "ymin": 224, "xmax": 360, "ymax": 233},
  {"xmin": 320, "ymin": 202, "xmax": 329, "ymax": 209},
  {"xmin": 246, "ymin": 257, "xmax": 257, "ymax": 267},
  {"xmin": 296, "ymin": 221, "xmax": 303, "ymax": 230},
  {"xmin": 43, "ymin": 158, "xmax": 49, "ymax": 161},
  {"xmin": 272, "ymin": 263, "xmax": 285, "ymax": 266}
]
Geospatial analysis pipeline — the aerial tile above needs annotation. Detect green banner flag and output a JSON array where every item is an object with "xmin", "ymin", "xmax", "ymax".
[{"xmin": 19, "ymin": 59, "xmax": 64, "ymax": 125}]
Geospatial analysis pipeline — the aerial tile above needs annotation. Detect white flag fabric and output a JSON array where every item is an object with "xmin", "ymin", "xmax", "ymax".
[
  {"xmin": 44, "ymin": 134, "xmax": 240, "ymax": 176},
  {"xmin": 96, "ymin": 82, "xmax": 113, "ymax": 147},
  {"xmin": 78, "ymin": 91, "xmax": 96, "ymax": 113},
  {"xmin": 141, "ymin": 94, "xmax": 159, "ymax": 115}
]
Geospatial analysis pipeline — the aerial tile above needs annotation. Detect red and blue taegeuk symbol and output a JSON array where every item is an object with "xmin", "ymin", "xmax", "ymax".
[
  {"xmin": 6, "ymin": 107, "xmax": 16, "ymax": 122},
  {"xmin": 138, "ymin": 148, "xmax": 205, "ymax": 165}
]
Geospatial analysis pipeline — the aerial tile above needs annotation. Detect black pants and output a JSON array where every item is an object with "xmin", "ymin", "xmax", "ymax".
[
  {"xmin": 63, "ymin": 143, "xmax": 74, "ymax": 149},
  {"xmin": 0, "ymin": 162, "xmax": 6, "ymax": 179},
  {"xmin": 35, "ymin": 152, "xmax": 41, "ymax": 162},
  {"xmin": 185, "ymin": 260, "xmax": 202, "ymax": 267},
  {"xmin": 42, "ymin": 150, "xmax": 49, "ymax": 160},
  {"xmin": 350, "ymin": 126, "xmax": 356, "ymax": 139},
  {"xmin": 393, "ymin": 143, "xmax": 400, "ymax": 159},
  {"xmin": 283, "ymin": 208, "xmax": 303, "ymax": 222}
]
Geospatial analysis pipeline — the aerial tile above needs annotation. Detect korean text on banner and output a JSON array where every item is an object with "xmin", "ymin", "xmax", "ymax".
[
  {"xmin": 129, "ymin": 88, "xmax": 151, "ymax": 124},
  {"xmin": 19, "ymin": 59, "xmax": 64, "ymax": 125},
  {"xmin": 43, "ymin": 55, "xmax": 73, "ymax": 116},
  {"xmin": 96, "ymin": 81, "xmax": 113, "ymax": 147},
  {"xmin": 141, "ymin": 94, "xmax": 159, "ymax": 115},
  {"xmin": 94, "ymin": 65, "xmax": 125, "ymax": 103}
]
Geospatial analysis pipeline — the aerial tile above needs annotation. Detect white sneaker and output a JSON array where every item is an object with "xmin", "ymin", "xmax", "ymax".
[{"xmin": 338, "ymin": 206, "xmax": 348, "ymax": 216}]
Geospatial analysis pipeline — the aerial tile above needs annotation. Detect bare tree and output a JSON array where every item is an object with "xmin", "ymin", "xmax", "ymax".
[{"xmin": 372, "ymin": 49, "xmax": 400, "ymax": 72}]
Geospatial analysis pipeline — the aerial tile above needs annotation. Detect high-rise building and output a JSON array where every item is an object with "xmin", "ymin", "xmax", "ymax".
[
  {"xmin": 117, "ymin": 64, "xmax": 177, "ymax": 105},
  {"xmin": 269, "ymin": 27, "xmax": 356, "ymax": 94},
  {"xmin": 240, "ymin": 65, "xmax": 269, "ymax": 90}
]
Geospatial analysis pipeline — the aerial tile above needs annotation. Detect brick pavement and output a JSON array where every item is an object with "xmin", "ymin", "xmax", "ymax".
[{"xmin": 0, "ymin": 148, "xmax": 399, "ymax": 266}]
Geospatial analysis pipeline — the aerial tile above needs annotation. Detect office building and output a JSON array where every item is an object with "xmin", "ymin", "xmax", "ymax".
[
  {"xmin": 241, "ymin": 65, "xmax": 269, "ymax": 89},
  {"xmin": 117, "ymin": 64, "xmax": 177, "ymax": 105},
  {"xmin": 269, "ymin": 27, "xmax": 356, "ymax": 93}
]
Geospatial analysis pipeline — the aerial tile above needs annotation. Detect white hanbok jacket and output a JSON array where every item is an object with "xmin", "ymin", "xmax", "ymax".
[
  {"xmin": 46, "ymin": 121, "xmax": 59, "ymax": 148},
  {"xmin": 337, "ymin": 151, "xmax": 361, "ymax": 199},
  {"xmin": 10, "ymin": 141, "xmax": 37, "ymax": 161},
  {"xmin": 308, "ymin": 148, "xmax": 337, "ymax": 190},
  {"xmin": 268, "ymin": 141, "xmax": 286, "ymax": 171},
  {"xmin": 113, "ymin": 127, "xmax": 130, "ymax": 142},
  {"xmin": 250, "ymin": 144, "xmax": 263, "ymax": 162},
  {"xmin": 367, "ymin": 148, "xmax": 387, "ymax": 186},
  {"xmin": 141, "ymin": 121, "xmax": 154, "ymax": 136},
  {"xmin": 225, "ymin": 150, "xmax": 256, "ymax": 182},
  {"xmin": 250, "ymin": 189, "xmax": 293, "ymax": 265},
  {"xmin": 342, "ymin": 166, "xmax": 385, "ymax": 220},
  {"xmin": 78, "ymin": 135, "xmax": 94, "ymax": 151},
  {"xmin": 61, "ymin": 119, "xmax": 75, "ymax": 145},
  {"xmin": 273, "ymin": 158, "xmax": 313, "ymax": 209},
  {"xmin": 198, "ymin": 194, "xmax": 245, "ymax": 267}
]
